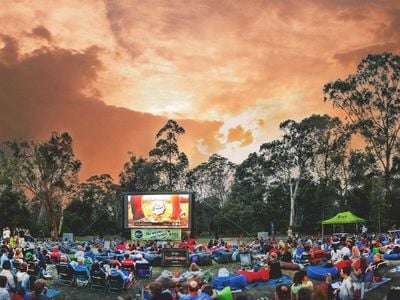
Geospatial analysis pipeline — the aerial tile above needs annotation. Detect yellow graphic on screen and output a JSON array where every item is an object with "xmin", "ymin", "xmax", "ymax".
[{"xmin": 127, "ymin": 194, "xmax": 189, "ymax": 228}]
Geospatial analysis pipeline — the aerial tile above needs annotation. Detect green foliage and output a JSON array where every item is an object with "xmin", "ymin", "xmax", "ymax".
[
  {"xmin": 324, "ymin": 53, "xmax": 400, "ymax": 227},
  {"xmin": 67, "ymin": 174, "xmax": 120, "ymax": 235},
  {"xmin": 3, "ymin": 132, "xmax": 81, "ymax": 239},
  {"xmin": 0, "ymin": 185, "xmax": 32, "ymax": 229},
  {"xmin": 119, "ymin": 155, "xmax": 160, "ymax": 192},
  {"xmin": 149, "ymin": 120, "xmax": 188, "ymax": 191}
]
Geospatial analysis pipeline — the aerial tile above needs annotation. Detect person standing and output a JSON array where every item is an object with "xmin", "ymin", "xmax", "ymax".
[
  {"xmin": 287, "ymin": 227, "xmax": 293, "ymax": 240},
  {"xmin": 334, "ymin": 266, "xmax": 353, "ymax": 300}
]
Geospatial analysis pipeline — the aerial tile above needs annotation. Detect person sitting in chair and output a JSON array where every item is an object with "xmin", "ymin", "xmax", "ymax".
[
  {"xmin": 90, "ymin": 262, "xmax": 108, "ymax": 280},
  {"xmin": 367, "ymin": 253, "xmax": 387, "ymax": 283},
  {"xmin": 109, "ymin": 262, "xmax": 134, "ymax": 289},
  {"xmin": 73, "ymin": 256, "xmax": 91, "ymax": 285},
  {"xmin": 121, "ymin": 253, "xmax": 135, "ymax": 268},
  {"xmin": 135, "ymin": 253, "xmax": 149, "ymax": 265}
]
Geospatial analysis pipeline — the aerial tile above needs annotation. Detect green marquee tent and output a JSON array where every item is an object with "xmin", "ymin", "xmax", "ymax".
[
  {"xmin": 322, "ymin": 211, "xmax": 366, "ymax": 225},
  {"xmin": 321, "ymin": 211, "xmax": 366, "ymax": 238}
]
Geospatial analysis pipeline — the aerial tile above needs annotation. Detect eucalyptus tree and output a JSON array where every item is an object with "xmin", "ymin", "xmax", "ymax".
[
  {"xmin": 324, "ymin": 53, "xmax": 400, "ymax": 224},
  {"xmin": 187, "ymin": 154, "xmax": 236, "ymax": 206},
  {"xmin": 260, "ymin": 119, "xmax": 315, "ymax": 226},
  {"xmin": 66, "ymin": 174, "xmax": 119, "ymax": 235},
  {"xmin": 187, "ymin": 154, "xmax": 236, "ymax": 236},
  {"xmin": 119, "ymin": 154, "xmax": 160, "ymax": 192},
  {"xmin": 303, "ymin": 114, "xmax": 352, "ymax": 216},
  {"xmin": 149, "ymin": 120, "xmax": 188, "ymax": 191},
  {"xmin": 4, "ymin": 132, "xmax": 81, "ymax": 240},
  {"xmin": 222, "ymin": 152, "xmax": 270, "ymax": 234}
]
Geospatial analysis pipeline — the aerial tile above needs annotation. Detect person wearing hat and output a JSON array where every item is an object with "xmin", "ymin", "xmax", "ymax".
[{"xmin": 24, "ymin": 252, "xmax": 33, "ymax": 262}]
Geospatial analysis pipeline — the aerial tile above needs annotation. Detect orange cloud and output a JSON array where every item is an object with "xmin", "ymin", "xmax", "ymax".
[
  {"xmin": 227, "ymin": 126, "xmax": 254, "ymax": 147},
  {"xmin": 1, "ymin": 0, "xmax": 400, "ymax": 175},
  {"xmin": 0, "ymin": 35, "xmax": 223, "ymax": 180}
]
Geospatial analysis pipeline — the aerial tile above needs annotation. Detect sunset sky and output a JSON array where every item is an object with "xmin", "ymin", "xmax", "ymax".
[{"xmin": 1, "ymin": 0, "xmax": 400, "ymax": 180}]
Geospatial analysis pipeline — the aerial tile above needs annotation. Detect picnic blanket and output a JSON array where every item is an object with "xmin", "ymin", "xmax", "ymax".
[
  {"xmin": 389, "ymin": 265, "xmax": 400, "ymax": 273},
  {"xmin": 46, "ymin": 288, "xmax": 61, "ymax": 298},
  {"xmin": 245, "ymin": 275, "xmax": 292, "ymax": 289},
  {"xmin": 365, "ymin": 277, "xmax": 392, "ymax": 293}
]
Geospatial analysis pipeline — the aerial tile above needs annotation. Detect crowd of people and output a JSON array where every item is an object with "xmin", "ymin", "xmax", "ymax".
[{"xmin": 0, "ymin": 225, "xmax": 399, "ymax": 300}]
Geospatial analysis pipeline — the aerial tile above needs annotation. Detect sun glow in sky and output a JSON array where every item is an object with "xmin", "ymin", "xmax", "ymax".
[{"xmin": 1, "ymin": 0, "xmax": 400, "ymax": 179}]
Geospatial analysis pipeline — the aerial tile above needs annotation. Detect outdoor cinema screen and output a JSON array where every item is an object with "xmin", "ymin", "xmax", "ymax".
[{"xmin": 124, "ymin": 193, "xmax": 191, "ymax": 229}]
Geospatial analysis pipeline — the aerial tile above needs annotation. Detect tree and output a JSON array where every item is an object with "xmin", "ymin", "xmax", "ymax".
[
  {"xmin": 66, "ymin": 174, "xmax": 119, "ymax": 235},
  {"xmin": 324, "ymin": 53, "xmax": 400, "ymax": 226},
  {"xmin": 187, "ymin": 154, "xmax": 236, "ymax": 206},
  {"xmin": 119, "ymin": 154, "xmax": 160, "ymax": 192},
  {"xmin": 222, "ymin": 153, "xmax": 270, "ymax": 235},
  {"xmin": 187, "ymin": 154, "xmax": 236, "ymax": 237},
  {"xmin": 304, "ymin": 115, "xmax": 352, "ymax": 217},
  {"xmin": 149, "ymin": 120, "xmax": 188, "ymax": 190},
  {"xmin": 5, "ymin": 132, "xmax": 81, "ymax": 240},
  {"xmin": 260, "ymin": 119, "xmax": 315, "ymax": 226}
]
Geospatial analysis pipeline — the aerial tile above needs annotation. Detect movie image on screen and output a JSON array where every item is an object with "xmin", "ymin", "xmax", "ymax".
[{"xmin": 126, "ymin": 193, "xmax": 191, "ymax": 229}]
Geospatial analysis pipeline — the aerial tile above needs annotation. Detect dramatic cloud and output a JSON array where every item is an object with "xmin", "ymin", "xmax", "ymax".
[
  {"xmin": 29, "ymin": 25, "xmax": 52, "ymax": 42},
  {"xmin": 0, "ymin": 38, "xmax": 223, "ymax": 180},
  {"xmin": 1, "ymin": 0, "xmax": 400, "ymax": 178}
]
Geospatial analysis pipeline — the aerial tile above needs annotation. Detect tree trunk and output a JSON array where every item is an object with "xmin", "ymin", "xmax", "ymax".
[
  {"xmin": 289, "ymin": 177, "xmax": 300, "ymax": 227},
  {"xmin": 46, "ymin": 194, "xmax": 59, "ymax": 241},
  {"xmin": 58, "ymin": 207, "xmax": 64, "ymax": 237}
]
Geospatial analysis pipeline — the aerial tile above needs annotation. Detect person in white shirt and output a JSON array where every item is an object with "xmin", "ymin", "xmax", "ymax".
[
  {"xmin": 335, "ymin": 266, "xmax": 353, "ymax": 300},
  {"xmin": 341, "ymin": 243, "xmax": 351, "ymax": 258},
  {"xmin": 0, "ymin": 261, "xmax": 15, "ymax": 295},
  {"xmin": 74, "ymin": 245, "xmax": 85, "ymax": 259},
  {"xmin": 2, "ymin": 228, "xmax": 10, "ymax": 242},
  {"xmin": 0, "ymin": 275, "xmax": 10, "ymax": 300},
  {"xmin": 362, "ymin": 225, "xmax": 367, "ymax": 235}
]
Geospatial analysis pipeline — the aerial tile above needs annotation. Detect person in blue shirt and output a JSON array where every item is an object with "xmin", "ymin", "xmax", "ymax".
[
  {"xmin": 84, "ymin": 246, "xmax": 96, "ymax": 261},
  {"xmin": 73, "ymin": 256, "xmax": 91, "ymax": 280},
  {"xmin": 179, "ymin": 280, "xmax": 211, "ymax": 300},
  {"xmin": 109, "ymin": 262, "xmax": 133, "ymax": 288},
  {"xmin": 0, "ymin": 248, "xmax": 9, "ymax": 268}
]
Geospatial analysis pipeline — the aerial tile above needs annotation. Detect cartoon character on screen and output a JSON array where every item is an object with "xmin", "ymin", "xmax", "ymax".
[
  {"xmin": 151, "ymin": 201, "xmax": 167, "ymax": 222},
  {"xmin": 170, "ymin": 195, "xmax": 183, "ymax": 220},
  {"xmin": 130, "ymin": 196, "xmax": 145, "ymax": 221}
]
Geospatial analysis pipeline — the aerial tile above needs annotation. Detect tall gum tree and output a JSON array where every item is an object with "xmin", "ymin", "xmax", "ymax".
[
  {"xmin": 5, "ymin": 132, "xmax": 81, "ymax": 240},
  {"xmin": 324, "ymin": 53, "xmax": 400, "ymax": 230},
  {"xmin": 149, "ymin": 120, "xmax": 188, "ymax": 191}
]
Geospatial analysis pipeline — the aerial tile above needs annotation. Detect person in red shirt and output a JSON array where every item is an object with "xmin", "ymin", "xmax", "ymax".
[{"xmin": 121, "ymin": 253, "xmax": 135, "ymax": 267}]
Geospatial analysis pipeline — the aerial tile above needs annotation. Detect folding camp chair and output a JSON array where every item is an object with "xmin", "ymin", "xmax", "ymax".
[
  {"xmin": 135, "ymin": 262, "xmax": 152, "ymax": 279},
  {"xmin": 74, "ymin": 270, "xmax": 90, "ymax": 287},
  {"xmin": 108, "ymin": 274, "xmax": 125, "ymax": 293},
  {"xmin": 121, "ymin": 263, "xmax": 135, "ymax": 273},
  {"xmin": 27, "ymin": 262, "xmax": 41, "ymax": 277},
  {"xmin": 55, "ymin": 264, "xmax": 74, "ymax": 286},
  {"xmin": 90, "ymin": 272, "xmax": 108, "ymax": 292},
  {"xmin": 239, "ymin": 252, "xmax": 252, "ymax": 269}
]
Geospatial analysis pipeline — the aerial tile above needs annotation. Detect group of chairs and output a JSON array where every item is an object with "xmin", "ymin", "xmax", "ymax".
[{"xmin": 55, "ymin": 262, "xmax": 153, "ymax": 293}]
